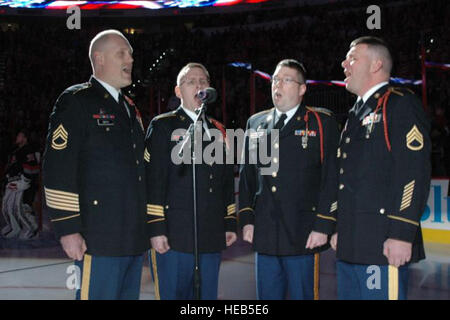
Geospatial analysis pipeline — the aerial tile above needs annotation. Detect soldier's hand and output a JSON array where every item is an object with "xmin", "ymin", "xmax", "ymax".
[
  {"xmin": 383, "ymin": 238, "xmax": 412, "ymax": 268},
  {"xmin": 305, "ymin": 231, "xmax": 328, "ymax": 249},
  {"xmin": 226, "ymin": 232, "xmax": 237, "ymax": 247},
  {"xmin": 242, "ymin": 224, "xmax": 254, "ymax": 244},
  {"xmin": 60, "ymin": 233, "xmax": 87, "ymax": 261},
  {"xmin": 151, "ymin": 235, "xmax": 170, "ymax": 254},
  {"xmin": 330, "ymin": 233, "xmax": 338, "ymax": 251}
]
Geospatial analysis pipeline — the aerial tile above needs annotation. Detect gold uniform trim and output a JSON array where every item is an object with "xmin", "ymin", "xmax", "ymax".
[
  {"xmin": 227, "ymin": 204, "xmax": 236, "ymax": 216},
  {"xmin": 150, "ymin": 249, "xmax": 161, "ymax": 300},
  {"xmin": 406, "ymin": 125, "xmax": 424, "ymax": 151},
  {"xmin": 400, "ymin": 180, "xmax": 415, "ymax": 211},
  {"xmin": 314, "ymin": 253, "xmax": 320, "ymax": 300},
  {"xmin": 45, "ymin": 187, "xmax": 80, "ymax": 212},
  {"xmin": 387, "ymin": 215, "xmax": 419, "ymax": 226},
  {"xmin": 388, "ymin": 265, "xmax": 399, "ymax": 300},
  {"xmin": 144, "ymin": 148, "xmax": 150, "ymax": 163},
  {"xmin": 147, "ymin": 204, "xmax": 164, "ymax": 217},
  {"xmin": 51, "ymin": 124, "xmax": 68, "ymax": 150},
  {"xmin": 330, "ymin": 201, "xmax": 338, "ymax": 213},
  {"xmin": 81, "ymin": 254, "xmax": 92, "ymax": 300},
  {"xmin": 50, "ymin": 213, "xmax": 80, "ymax": 222},
  {"xmin": 147, "ymin": 218, "xmax": 165, "ymax": 224},
  {"xmin": 238, "ymin": 207, "xmax": 254, "ymax": 214},
  {"xmin": 317, "ymin": 214, "xmax": 336, "ymax": 222}
]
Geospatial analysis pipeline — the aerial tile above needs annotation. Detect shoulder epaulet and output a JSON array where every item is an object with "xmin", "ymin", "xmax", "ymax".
[
  {"xmin": 70, "ymin": 82, "xmax": 92, "ymax": 95},
  {"xmin": 253, "ymin": 108, "xmax": 273, "ymax": 117},
  {"xmin": 388, "ymin": 86, "xmax": 415, "ymax": 96},
  {"xmin": 306, "ymin": 106, "xmax": 332, "ymax": 116},
  {"xmin": 153, "ymin": 111, "xmax": 177, "ymax": 121},
  {"xmin": 250, "ymin": 108, "xmax": 273, "ymax": 121}
]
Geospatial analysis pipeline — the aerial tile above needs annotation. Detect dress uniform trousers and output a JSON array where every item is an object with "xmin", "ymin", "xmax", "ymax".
[
  {"xmin": 150, "ymin": 249, "xmax": 221, "ymax": 300},
  {"xmin": 75, "ymin": 254, "xmax": 144, "ymax": 300}
]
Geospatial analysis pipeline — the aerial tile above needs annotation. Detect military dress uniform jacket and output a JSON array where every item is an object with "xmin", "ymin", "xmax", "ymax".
[
  {"xmin": 145, "ymin": 107, "xmax": 236, "ymax": 254},
  {"xmin": 336, "ymin": 85, "xmax": 430, "ymax": 265},
  {"xmin": 42, "ymin": 77, "xmax": 149, "ymax": 256},
  {"xmin": 239, "ymin": 103, "xmax": 340, "ymax": 256}
]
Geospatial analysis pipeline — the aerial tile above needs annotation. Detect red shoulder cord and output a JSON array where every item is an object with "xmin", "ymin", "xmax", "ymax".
[
  {"xmin": 372, "ymin": 91, "xmax": 393, "ymax": 152},
  {"xmin": 304, "ymin": 110, "xmax": 324, "ymax": 164},
  {"xmin": 209, "ymin": 118, "xmax": 230, "ymax": 150}
]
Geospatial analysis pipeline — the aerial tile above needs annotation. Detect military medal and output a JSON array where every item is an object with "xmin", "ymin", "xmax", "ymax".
[{"xmin": 302, "ymin": 135, "xmax": 308, "ymax": 149}]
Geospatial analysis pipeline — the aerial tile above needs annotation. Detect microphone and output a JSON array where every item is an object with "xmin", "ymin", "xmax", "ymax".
[{"xmin": 196, "ymin": 87, "xmax": 217, "ymax": 104}]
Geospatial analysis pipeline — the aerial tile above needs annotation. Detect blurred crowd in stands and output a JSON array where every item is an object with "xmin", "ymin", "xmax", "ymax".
[{"xmin": 0, "ymin": 0, "xmax": 449, "ymax": 177}]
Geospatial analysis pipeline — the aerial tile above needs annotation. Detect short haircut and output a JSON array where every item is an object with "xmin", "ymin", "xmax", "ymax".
[
  {"xmin": 89, "ymin": 29, "xmax": 131, "ymax": 68},
  {"xmin": 176, "ymin": 62, "xmax": 210, "ymax": 86},
  {"xmin": 350, "ymin": 36, "xmax": 393, "ymax": 74},
  {"xmin": 275, "ymin": 59, "xmax": 307, "ymax": 84}
]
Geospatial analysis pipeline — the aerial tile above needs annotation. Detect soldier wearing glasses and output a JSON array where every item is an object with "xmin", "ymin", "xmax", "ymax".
[
  {"xmin": 239, "ymin": 59, "xmax": 340, "ymax": 299},
  {"xmin": 145, "ymin": 63, "xmax": 237, "ymax": 300}
]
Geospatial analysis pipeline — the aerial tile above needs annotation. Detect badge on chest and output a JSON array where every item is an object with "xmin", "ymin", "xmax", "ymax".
[
  {"xmin": 295, "ymin": 130, "xmax": 317, "ymax": 149},
  {"xmin": 93, "ymin": 108, "xmax": 115, "ymax": 126},
  {"xmin": 361, "ymin": 112, "xmax": 382, "ymax": 139}
]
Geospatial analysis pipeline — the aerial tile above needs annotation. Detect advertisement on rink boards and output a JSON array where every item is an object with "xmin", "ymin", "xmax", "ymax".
[{"xmin": 422, "ymin": 178, "xmax": 450, "ymax": 244}]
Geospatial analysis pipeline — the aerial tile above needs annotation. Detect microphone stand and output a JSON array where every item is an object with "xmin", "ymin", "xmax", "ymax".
[{"xmin": 178, "ymin": 102, "xmax": 207, "ymax": 300}]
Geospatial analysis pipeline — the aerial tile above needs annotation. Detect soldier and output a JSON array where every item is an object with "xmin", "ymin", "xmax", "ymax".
[
  {"xmin": 239, "ymin": 59, "xmax": 339, "ymax": 300},
  {"xmin": 42, "ymin": 30, "xmax": 148, "ymax": 300},
  {"xmin": 146, "ymin": 63, "xmax": 237, "ymax": 300},
  {"xmin": 333, "ymin": 36, "xmax": 431, "ymax": 300}
]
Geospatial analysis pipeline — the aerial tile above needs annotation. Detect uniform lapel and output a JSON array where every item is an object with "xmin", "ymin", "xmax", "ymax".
[
  {"xmin": 90, "ymin": 77, "xmax": 130, "ymax": 124},
  {"xmin": 279, "ymin": 105, "xmax": 305, "ymax": 139}
]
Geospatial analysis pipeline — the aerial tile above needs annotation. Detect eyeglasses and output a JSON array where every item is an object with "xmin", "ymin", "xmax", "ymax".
[
  {"xmin": 180, "ymin": 78, "xmax": 210, "ymax": 87},
  {"xmin": 271, "ymin": 77, "xmax": 303, "ymax": 86}
]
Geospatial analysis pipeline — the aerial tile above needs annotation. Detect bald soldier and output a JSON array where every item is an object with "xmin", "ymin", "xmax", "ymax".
[
  {"xmin": 43, "ymin": 30, "xmax": 149, "ymax": 300},
  {"xmin": 333, "ymin": 36, "xmax": 431, "ymax": 300}
]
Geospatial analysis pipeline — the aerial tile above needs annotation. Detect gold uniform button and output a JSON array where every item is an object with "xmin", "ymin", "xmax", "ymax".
[
  {"xmin": 273, "ymin": 157, "xmax": 278, "ymax": 164},
  {"xmin": 209, "ymin": 188, "xmax": 213, "ymax": 193},
  {"xmin": 339, "ymin": 184, "xmax": 344, "ymax": 190},
  {"xmin": 345, "ymin": 137, "xmax": 351, "ymax": 144},
  {"xmin": 106, "ymin": 127, "xmax": 110, "ymax": 132},
  {"xmin": 340, "ymin": 168, "xmax": 344, "ymax": 174},
  {"xmin": 133, "ymin": 144, "xmax": 136, "ymax": 149},
  {"xmin": 209, "ymin": 174, "xmax": 213, "ymax": 179},
  {"xmin": 379, "ymin": 208, "xmax": 385, "ymax": 214},
  {"xmin": 274, "ymin": 143, "xmax": 279, "ymax": 149},
  {"xmin": 312, "ymin": 206, "xmax": 316, "ymax": 211},
  {"xmin": 136, "ymin": 160, "xmax": 140, "ymax": 165},
  {"xmin": 165, "ymin": 205, "xmax": 169, "ymax": 209},
  {"xmin": 272, "ymin": 172, "xmax": 277, "ymax": 178},
  {"xmin": 93, "ymin": 200, "xmax": 98, "ymax": 205},
  {"xmin": 343, "ymin": 153, "xmax": 347, "ymax": 159},
  {"xmin": 138, "ymin": 176, "xmax": 142, "ymax": 181},
  {"xmin": 271, "ymin": 186, "xmax": 277, "ymax": 193}
]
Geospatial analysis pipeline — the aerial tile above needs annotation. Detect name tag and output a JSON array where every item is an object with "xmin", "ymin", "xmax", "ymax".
[{"xmin": 97, "ymin": 119, "xmax": 115, "ymax": 126}]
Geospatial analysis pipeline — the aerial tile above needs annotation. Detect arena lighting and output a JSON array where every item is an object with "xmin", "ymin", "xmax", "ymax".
[{"xmin": 0, "ymin": 0, "xmax": 272, "ymax": 9}]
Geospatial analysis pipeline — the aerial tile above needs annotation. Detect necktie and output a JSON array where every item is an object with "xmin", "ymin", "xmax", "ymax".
[
  {"xmin": 274, "ymin": 113, "xmax": 287, "ymax": 130},
  {"xmin": 119, "ymin": 93, "xmax": 131, "ymax": 118},
  {"xmin": 353, "ymin": 99, "xmax": 364, "ymax": 115}
]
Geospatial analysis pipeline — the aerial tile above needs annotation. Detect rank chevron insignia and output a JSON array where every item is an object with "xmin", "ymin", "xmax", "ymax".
[
  {"xmin": 51, "ymin": 124, "xmax": 68, "ymax": 150},
  {"xmin": 144, "ymin": 148, "xmax": 150, "ymax": 162},
  {"xmin": 406, "ymin": 125, "xmax": 423, "ymax": 151}
]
